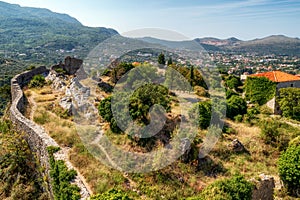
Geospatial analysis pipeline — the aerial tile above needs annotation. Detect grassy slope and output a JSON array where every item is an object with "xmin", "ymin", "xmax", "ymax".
[{"xmin": 23, "ymin": 79, "xmax": 300, "ymax": 199}]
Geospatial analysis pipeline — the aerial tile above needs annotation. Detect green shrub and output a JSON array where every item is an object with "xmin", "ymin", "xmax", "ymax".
[
  {"xmin": 189, "ymin": 101, "xmax": 212, "ymax": 129},
  {"xmin": 189, "ymin": 174, "xmax": 253, "ymax": 200},
  {"xmin": 260, "ymin": 119, "xmax": 280, "ymax": 145},
  {"xmin": 26, "ymin": 65, "xmax": 36, "ymax": 71},
  {"xmin": 225, "ymin": 75, "xmax": 242, "ymax": 90},
  {"xmin": 91, "ymin": 189, "xmax": 132, "ymax": 200},
  {"xmin": 278, "ymin": 88, "xmax": 300, "ymax": 121},
  {"xmin": 234, "ymin": 114, "xmax": 243, "ymax": 122},
  {"xmin": 226, "ymin": 96, "xmax": 247, "ymax": 119},
  {"xmin": 47, "ymin": 146, "xmax": 81, "ymax": 200},
  {"xmin": 28, "ymin": 74, "xmax": 46, "ymax": 88},
  {"xmin": 278, "ymin": 144, "xmax": 300, "ymax": 196}
]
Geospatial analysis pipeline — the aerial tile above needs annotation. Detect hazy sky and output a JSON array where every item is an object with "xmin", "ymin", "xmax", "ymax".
[{"xmin": 2, "ymin": 0, "xmax": 300, "ymax": 40}]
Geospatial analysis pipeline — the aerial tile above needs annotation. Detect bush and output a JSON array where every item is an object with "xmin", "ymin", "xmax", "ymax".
[
  {"xmin": 278, "ymin": 88, "xmax": 300, "ymax": 121},
  {"xmin": 189, "ymin": 101, "xmax": 212, "ymax": 129},
  {"xmin": 194, "ymin": 86, "xmax": 209, "ymax": 97},
  {"xmin": 234, "ymin": 114, "xmax": 243, "ymax": 122},
  {"xmin": 47, "ymin": 146, "xmax": 81, "ymax": 200},
  {"xmin": 278, "ymin": 144, "xmax": 300, "ymax": 196},
  {"xmin": 226, "ymin": 96, "xmax": 247, "ymax": 119},
  {"xmin": 28, "ymin": 74, "xmax": 46, "ymax": 88},
  {"xmin": 189, "ymin": 174, "xmax": 253, "ymax": 200},
  {"xmin": 225, "ymin": 75, "xmax": 242, "ymax": 90},
  {"xmin": 26, "ymin": 65, "xmax": 36, "ymax": 71},
  {"xmin": 91, "ymin": 189, "xmax": 132, "ymax": 200},
  {"xmin": 260, "ymin": 119, "xmax": 280, "ymax": 145}
]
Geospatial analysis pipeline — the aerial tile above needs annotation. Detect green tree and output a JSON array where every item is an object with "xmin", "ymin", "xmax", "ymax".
[
  {"xmin": 278, "ymin": 144, "xmax": 300, "ymax": 196},
  {"xmin": 189, "ymin": 66, "xmax": 194, "ymax": 86},
  {"xmin": 278, "ymin": 88, "xmax": 300, "ymax": 121},
  {"xmin": 226, "ymin": 95, "xmax": 247, "ymax": 119},
  {"xmin": 28, "ymin": 74, "xmax": 46, "ymax": 88},
  {"xmin": 167, "ymin": 57, "xmax": 173, "ymax": 66},
  {"xmin": 158, "ymin": 53, "xmax": 165, "ymax": 65},
  {"xmin": 225, "ymin": 75, "xmax": 242, "ymax": 90},
  {"xmin": 129, "ymin": 84, "xmax": 170, "ymax": 124},
  {"xmin": 189, "ymin": 101, "xmax": 212, "ymax": 129}
]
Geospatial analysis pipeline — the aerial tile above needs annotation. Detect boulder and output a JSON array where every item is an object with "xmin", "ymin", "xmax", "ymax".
[{"xmin": 229, "ymin": 139, "xmax": 246, "ymax": 152}]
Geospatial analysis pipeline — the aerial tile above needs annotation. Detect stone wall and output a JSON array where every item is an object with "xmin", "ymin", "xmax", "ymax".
[
  {"xmin": 10, "ymin": 66, "xmax": 91, "ymax": 199},
  {"xmin": 9, "ymin": 66, "xmax": 58, "ymax": 198}
]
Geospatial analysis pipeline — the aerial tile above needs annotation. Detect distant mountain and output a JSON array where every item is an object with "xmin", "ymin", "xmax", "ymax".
[
  {"xmin": 195, "ymin": 37, "xmax": 241, "ymax": 47},
  {"xmin": 0, "ymin": 1, "xmax": 118, "ymax": 64},
  {"xmin": 195, "ymin": 35, "xmax": 300, "ymax": 56},
  {"xmin": 138, "ymin": 37, "xmax": 221, "ymax": 51}
]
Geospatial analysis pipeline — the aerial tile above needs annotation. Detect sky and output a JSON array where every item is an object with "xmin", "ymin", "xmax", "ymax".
[{"xmin": 2, "ymin": 0, "xmax": 300, "ymax": 40}]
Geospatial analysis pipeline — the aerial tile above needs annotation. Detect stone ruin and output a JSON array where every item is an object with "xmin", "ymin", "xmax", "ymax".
[
  {"xmin": 251, "ymin": 174, "xmax": 275, "ymax": 200},
  {"xmin": 51, "ymin": 56, "xmax": 84, "ymax": 75}
]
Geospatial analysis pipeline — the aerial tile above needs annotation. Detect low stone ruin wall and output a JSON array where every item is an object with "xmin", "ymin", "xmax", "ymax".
[{"xmin": 9, "ymin": 66, "xmax": 58, "ymax": 198}]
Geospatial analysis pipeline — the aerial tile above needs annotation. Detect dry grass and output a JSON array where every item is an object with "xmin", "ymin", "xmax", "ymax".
[
  {"xmin": 25, "ymin": 82, "xmax": 296, "ymax": 199},
  {"xmin": 34, "ymin": 94, "xmax": 57, "ymax": 103},
  {"xmin": 211, "ymin": 120, "xmax": 279, "ymax": 180}
]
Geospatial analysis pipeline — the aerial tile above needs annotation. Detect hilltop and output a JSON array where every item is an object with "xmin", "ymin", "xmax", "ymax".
[
  {"xmin": 0, "ymin": 1, "xmax": 118, "ymax": 64},
  {"xmin": 195, "ymin": 35, "xmax": 300, "ymax": 56}
]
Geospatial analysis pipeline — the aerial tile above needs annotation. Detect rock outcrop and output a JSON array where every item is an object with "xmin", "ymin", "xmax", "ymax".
[{"xmin": 251, "ymin": 174, "xmax": 275, "ymax": 200}]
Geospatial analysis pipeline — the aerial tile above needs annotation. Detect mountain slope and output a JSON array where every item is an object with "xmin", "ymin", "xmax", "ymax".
[
  {"xmin": 0, "ymin": 1, "xmax": 118, "ymax": 64},
  {"xmin": 195, "ymin": 35, "xmax": 300, "ymax": 56}
]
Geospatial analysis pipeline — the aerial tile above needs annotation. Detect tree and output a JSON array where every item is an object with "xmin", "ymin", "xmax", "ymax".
[
  {"xmin": 278, "ymin": 88, "xmax": 300, "ymax": 121},
  {"xmin": 189, "ymin": 101, "xmax": 212, "ymax": 129},
  {"xmin": 158, "ymin": 53, "xmax": 165, "ymax": 65},
  {"xmin": 129, "ymin": 84, "xmax": 170, "ymax": 124},
  {"xmin": 226, "ymin": 95, "xmax": 247, "ymax": 119},
  {"xmin": 278, "ymin": 144, "xmax": 300, "ymax": 196},
  {"xmin": 189, "ymin": 66, "xmax": 194, "ymax": 86},
  {"xmin": 167, "ymin": 57, "xmax": 173, "ymax": 66},
  {"xmin": 28, "ymin": 74, "xmax": 46, "ymax": 88},
  {"xmin": 225, "ymin": 75, "xmax": 242, "ymax": 90}
]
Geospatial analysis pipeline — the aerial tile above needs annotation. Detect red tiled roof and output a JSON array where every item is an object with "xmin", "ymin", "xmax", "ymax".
[{"xmin": 251, "ymin": 71, "xmax": 300, "ymax": 83}]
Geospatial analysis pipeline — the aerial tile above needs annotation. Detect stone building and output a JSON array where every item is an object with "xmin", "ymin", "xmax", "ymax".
[{"xmin": 251, "ymin": 71, "xmax": 300, "ymax": 114}]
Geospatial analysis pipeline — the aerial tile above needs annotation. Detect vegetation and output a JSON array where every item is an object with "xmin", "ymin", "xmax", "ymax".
[
  {"xmin": 28, "ymin": 74, "xmax": 46, "ymax": 88},
  {"xmin": 158, "ymin": 53, "xmax": 165, "ymax": 65},
  {"xmin": 226, "ymin": 95, "xmax": 247, "ymax": 119},
  {"xmin": 91, "ymin": 189, "xmax": 132, "ymax": 200},
  {"xmin": 245, "ymin": 77, "xmax": 276, "ymax": 105},
  {"xmin": 278, "ymin": 88, "xmax": 300, "ymax": 120},
  {"xmin": 0, "ymin": 120, "xmax": 47, "ymax": 199},
  {"xmin": 47, "ymin": 146, "xmax": 81, "ymax": 200},
  {"xmin": 225, "ymin": 75, "xmax": 242, "ymax": 91},
  {"xmin": 189, "ymin": 101, "xmax": 212, "ymax": 129},
  {"xmin": 278, "ymin": 144, "xmax": 300, "ymax": 197},
  {"xmin": 188, "ymin": 174, "xmax": 253, "ymax": 200}
]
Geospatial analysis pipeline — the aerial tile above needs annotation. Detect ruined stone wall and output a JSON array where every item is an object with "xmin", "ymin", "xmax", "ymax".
[
  {"xmin": 9, "ymin": 66, "xmax": 91, "ymax": 199},
  {"xmin": 9, "ymin": 66, "xmax": 58, "ymax": 199}
]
